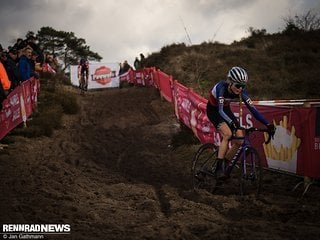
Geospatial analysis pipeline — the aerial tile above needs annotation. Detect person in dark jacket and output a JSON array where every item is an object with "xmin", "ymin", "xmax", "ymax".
[
  {"xmin": 19, "ymin": 47, "xmax": 32, "ymax": 82},
  {"xmin": 5, "ymin": 47, "xmax": 20, "ymax": 90}
]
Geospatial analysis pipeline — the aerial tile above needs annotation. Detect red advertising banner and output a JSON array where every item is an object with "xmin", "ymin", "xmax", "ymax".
[
  {"xmin": 119, "ymin": 69, "xmax": 134, "ymax": 83},
  {"xmin": 142, "ymin": 68, "xmax": 155, "ymax": 87},
  {"xmin": 0, "ymin": 78, "xmax": 39, "ymax": 140},
  {"xmin": 172, "ymin": 81, "xmax": 215, "ymax": 144},
  {"xmin": 157, "ymin": 70, "xmax": 173, "ymax": 103}
]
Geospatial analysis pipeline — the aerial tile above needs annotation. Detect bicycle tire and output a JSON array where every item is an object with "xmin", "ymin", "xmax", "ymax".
[
  {"xmin": 192, "ymin": 143, "xmax": 219, "ymax": 193},
  {"xmin": 239, "ymin": 147, "xmax": 262, "ymax": 196}
]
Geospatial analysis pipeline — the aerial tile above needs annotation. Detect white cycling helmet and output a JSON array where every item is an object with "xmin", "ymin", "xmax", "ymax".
[{"xmin": 227, "ymin": 67, "xmax": 248, "ymax": 84}]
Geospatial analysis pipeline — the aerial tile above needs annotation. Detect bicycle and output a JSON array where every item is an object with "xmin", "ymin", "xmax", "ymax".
[{"xmin": 192, "ymin": 127, "xmax": 272, "ymax": 196}]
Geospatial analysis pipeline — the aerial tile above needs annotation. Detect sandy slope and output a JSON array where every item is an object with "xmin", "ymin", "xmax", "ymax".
[{"xmin": 0, "ymin": 86, "xmax": 319, "ymax": 240}]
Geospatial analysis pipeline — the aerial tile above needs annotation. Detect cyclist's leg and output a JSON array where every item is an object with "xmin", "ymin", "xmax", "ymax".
[
  {"xmin": 78, "ymin": 75, "xmax": 81, "ymax": 89},
  {"xmin": 215, "ymin": 123, "xmax": 232, "ymax": 179},
  {"xmin": 85, "ymin": 73, "xmax": 89, "ymax": 90},
  {"xmin": 221, "ymin": 107, "xmax": 243, "ymax": 161},
  {"xmin": 80, "ymin": 75, "xmax": 85, "ymax": 92},
  {"xmin": 217, "ymin": 123, "xmax": 232, "ymax": 158},
  {"xmin": 225, "ymin": 129, "xmax": 244, "ymax": 160},
  {"xmin": 206, "ymin": 104, "xmax": 231, "ymax": 179}
]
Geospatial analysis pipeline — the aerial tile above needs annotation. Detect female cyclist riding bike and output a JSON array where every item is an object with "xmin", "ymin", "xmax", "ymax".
[
  {"xmin": 78, "ymin": 58, "xmax": 89, "ymax": 91},
  {"xmin": 206, "ymin": 66, "xmax": 276, "ymax": 179}
]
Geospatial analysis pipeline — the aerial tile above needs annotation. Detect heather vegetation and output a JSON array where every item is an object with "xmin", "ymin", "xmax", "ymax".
[
  {"xmin": 10, "ymin": 74, "xmax": 78, "ymax": 138},
  {"xmin": 144, "ymin": 12, "xmax": 320, "ymax": 100}
]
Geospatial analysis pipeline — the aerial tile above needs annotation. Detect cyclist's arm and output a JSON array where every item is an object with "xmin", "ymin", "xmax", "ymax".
[
  {"xmin": 242, "ymin": 93, "xmax": 269, "ymax": 126},
  {"xmin": 215, "ymin": 85, "xmax": 233, "ymax": 124}
]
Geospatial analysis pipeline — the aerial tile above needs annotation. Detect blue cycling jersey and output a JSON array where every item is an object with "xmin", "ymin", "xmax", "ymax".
[{"xmin": 208, "ymin": 80, "xmax": 269, "ymax": 126}]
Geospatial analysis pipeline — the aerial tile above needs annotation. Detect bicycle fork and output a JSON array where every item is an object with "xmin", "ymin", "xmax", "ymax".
[{"xmin": 241, "ymin": 147, "xmax": 257, "ymax": 181}]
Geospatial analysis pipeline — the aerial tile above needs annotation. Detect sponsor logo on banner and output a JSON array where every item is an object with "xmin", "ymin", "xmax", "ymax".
[{"xmin": 92, "ymin": 66, "xmax": 116, "ymax": 85}]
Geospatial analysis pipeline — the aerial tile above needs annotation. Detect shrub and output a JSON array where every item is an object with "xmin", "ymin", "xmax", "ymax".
[
  {"xmin": 55, "ymin": 89, "xmax": 79, "ymax": 114},
  {"xmin": 11, "ymin": 82, "xmax": 79, "ymax": 138}
]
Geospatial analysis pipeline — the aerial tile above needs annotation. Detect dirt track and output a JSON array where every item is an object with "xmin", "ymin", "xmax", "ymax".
[{"xmin": 0, "ymin": 86, "xmax": 320, "ymax": 240}]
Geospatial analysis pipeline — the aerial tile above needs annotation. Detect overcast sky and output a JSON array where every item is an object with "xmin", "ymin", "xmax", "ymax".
[{"xmin": 1, "ymin": 0, "xmax": 319, "ymax": 65}]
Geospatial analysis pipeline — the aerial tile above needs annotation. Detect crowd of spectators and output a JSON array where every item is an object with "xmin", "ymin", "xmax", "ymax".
[
  {"xmin": 118, "ymin": 60, "xmax": 132, "ymax": 75},
  {"xmin": 0, "ymin": 35, "xmax": 58, "ymax": 111}
]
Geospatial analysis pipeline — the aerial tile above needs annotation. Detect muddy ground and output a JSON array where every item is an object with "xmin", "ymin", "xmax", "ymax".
[{"xmin": 0, "ymin": 86, "xmax": 320, "ymax": 240}]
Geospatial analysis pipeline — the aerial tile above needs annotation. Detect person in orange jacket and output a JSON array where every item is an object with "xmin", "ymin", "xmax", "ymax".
[
  {"xmin": 0, "ymin": 61, "xmax": 11, "ymax": 91},
  {"xmin": 0, "ymin": 61, "xmax": 11, "ymax": 110}
]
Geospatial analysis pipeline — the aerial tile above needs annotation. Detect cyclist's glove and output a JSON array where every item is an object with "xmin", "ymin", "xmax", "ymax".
[{"xmin": 267, "ymin": 124, "xmax": 276, "ymax": 137}]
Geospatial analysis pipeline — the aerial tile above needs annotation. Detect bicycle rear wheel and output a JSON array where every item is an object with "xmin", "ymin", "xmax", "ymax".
[
  {"xmin": 239, "ymin": 147, "xmax": 262, "ymax": 196},
  {"xmin": 192, "ymin": 143, "xmax": 219, "ymax": 192}
]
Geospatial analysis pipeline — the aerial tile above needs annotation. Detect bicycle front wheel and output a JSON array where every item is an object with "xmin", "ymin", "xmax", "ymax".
[
  {"xmin": 239, "ymin": 147, "xmax": 262, "ymax": 196},
  {"xmin": 192, "ymin": 143, "xmax": 219, "ymax": 193}
]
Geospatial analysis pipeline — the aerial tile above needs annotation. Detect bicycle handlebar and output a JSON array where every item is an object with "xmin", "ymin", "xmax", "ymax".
[{"xmin": 235, "ymin": 127, "xmax": 273, "ymax": 144}]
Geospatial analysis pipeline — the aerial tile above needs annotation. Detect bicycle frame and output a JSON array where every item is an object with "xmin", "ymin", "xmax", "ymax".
[
  {"xmin": 224, "ymin": 127, "xmax": 270, "ymax": 178},
  {"xmin": 224, "ymin": 136, "xmax": 248, "ymax": 178}
]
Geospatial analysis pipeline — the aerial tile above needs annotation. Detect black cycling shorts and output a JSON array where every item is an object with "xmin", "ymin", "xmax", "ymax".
[{"xmin": 206, "ymin": 103, "xmax": 238, "ymax": 129}]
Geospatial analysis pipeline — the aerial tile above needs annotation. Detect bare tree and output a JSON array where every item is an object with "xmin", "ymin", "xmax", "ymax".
[{"xmin": 283, "ymin": 9, "xmax": 320, "ymax": 31}]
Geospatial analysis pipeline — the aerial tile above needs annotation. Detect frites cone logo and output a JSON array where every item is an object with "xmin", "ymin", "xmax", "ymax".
[{"xmin": 263, "ymin": 115, "xmax": 301, "ymax": 173}]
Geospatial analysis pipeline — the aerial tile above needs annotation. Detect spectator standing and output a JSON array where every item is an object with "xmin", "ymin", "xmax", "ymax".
[
  {"xmin": 5, "ymin": 47, "xmax": 20, "ymax": 90},
  {"xmin": 134, "ymin": 57, "xmax": 140, "ymax": 70},
  {"xmin": 30, "ymin": 51, "xmax": 40, "ymax": 79},
  {"xmin": 122, "ymin": 60, "xmax": 131, "ymax": 73},
  {"xmin": 0, "ymin": 50, "xmax": 7, "ymax": 66},
  {"xmin": 0, "ymin": 61, "xmax": 11, "ymax": 91},
  {"xmin": 139, "ymin": 53, "xmax": 145, "ymax": 68},
  {"xmin": 26, "ymin": 36, "xmax": 40, "ymax": 54},
  {"xmin": 13, "ymin": 38, "xmax": 24, "ymax": 50},
  {"xmin": 0, "ymin": 61, "xmax": 11, "ymax": 110},
  {"xmin": 118, "ymin": 62, "xmax": 124, "ymax": 75},
  {"xmin": 19, "ymin": 47, "xmax": 32, "ymax": 82}
]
